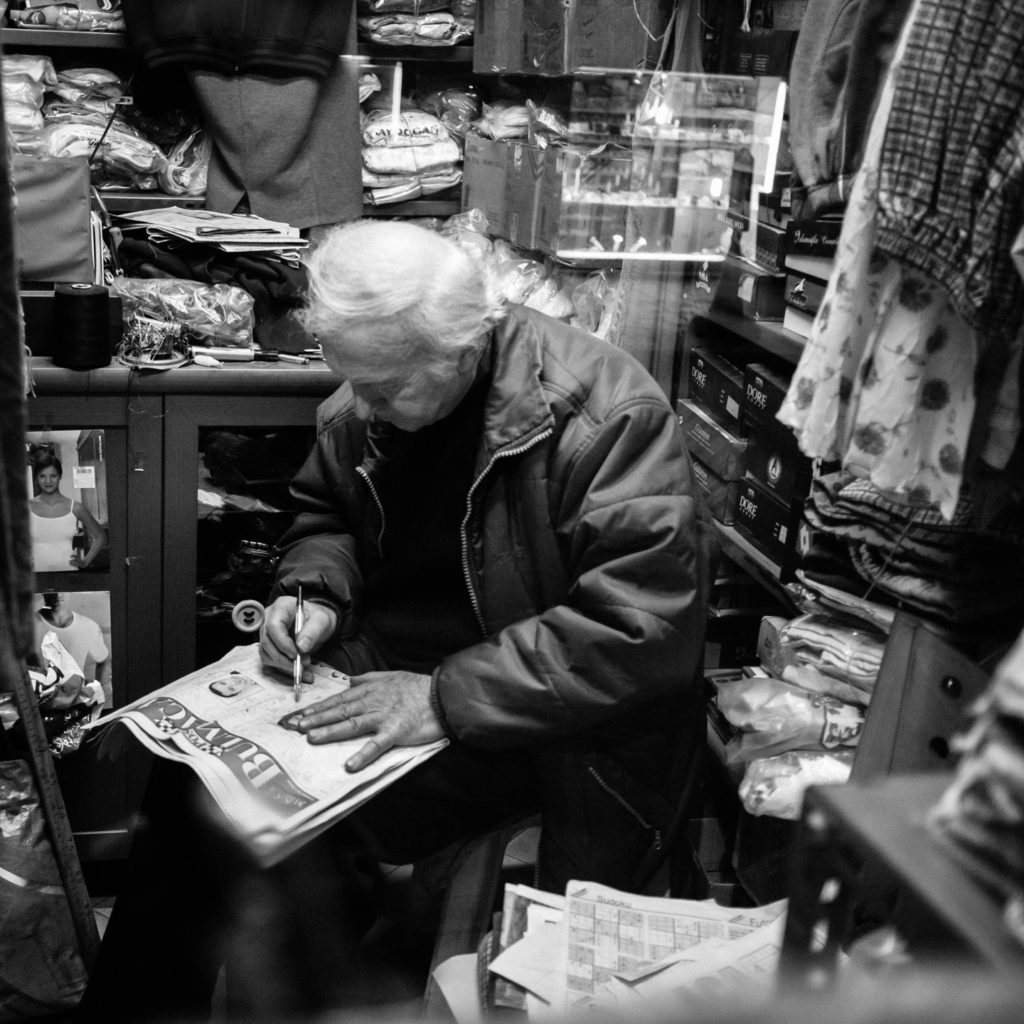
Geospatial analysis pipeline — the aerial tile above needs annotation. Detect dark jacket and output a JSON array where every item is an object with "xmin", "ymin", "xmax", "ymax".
[
  {"xmin": 787, "ymin": 0, "xmax": 913, "ymax": 220},
  {"xmin": 122, "ymin": 0, "xmax": 353, "ymax": 78},
  {"xmin": 273, "ymin": 305, "xmax": 716, "ymax": 889}
]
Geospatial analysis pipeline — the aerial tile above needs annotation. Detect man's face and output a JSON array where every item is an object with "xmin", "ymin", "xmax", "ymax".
[{"xmin": 322, "ymin": 321, "xmax": 475, "ymax": 433}]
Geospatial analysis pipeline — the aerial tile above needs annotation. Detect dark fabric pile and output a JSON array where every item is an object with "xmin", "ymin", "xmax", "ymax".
[
  {"xmin": 116, "ymin": 235, "xmax": 310, "ymax": 351},
  {"xmin": 798, "ymin": 471, "xmax": 1024, "ymax": 634}
]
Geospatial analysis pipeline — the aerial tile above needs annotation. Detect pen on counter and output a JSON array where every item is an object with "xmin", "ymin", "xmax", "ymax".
[{"xmin": 293, "ymin": 585, "xmax": 304, "ymax": 703}]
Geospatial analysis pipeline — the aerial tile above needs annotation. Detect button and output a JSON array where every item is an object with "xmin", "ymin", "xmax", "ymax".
[
  {"xmin": 231, "ymin": 599, "xmax": 266, "ymax": 633},
  {"xmin": 940, "ymin": 675, "xmax": 962, "ymax": 699}
]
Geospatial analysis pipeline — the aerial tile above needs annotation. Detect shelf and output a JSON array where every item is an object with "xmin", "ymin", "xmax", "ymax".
[
  {"xmin": 29, "ymin": 357, "xmax": 337, "ymax": 398},
  {"xmin": 0, "ymin": 27, "xmax": 128, "ymax": 49},
  {"xmin": 696, "ymin": 308, "xmax": 806, "ymax": 366},
  {"xmin": 99, "ymin": 192, "xmax": 204, "ymax": 213},
  {"xmin": 356, "ymin": 43, "xmax": 473, "ymax": 64},
  {"xmin": 713, "ymin": 521, "xmax": 800, "ymax": 614},
  {"xmin": 362, "ymin": 198, "xmax": 461, "ymax": 218}
]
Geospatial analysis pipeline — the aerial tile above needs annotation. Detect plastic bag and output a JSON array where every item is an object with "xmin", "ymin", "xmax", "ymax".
[
  {"xmin": 739, "ymin": 749, "xmax": 855, "ymax": 819},
  {"xmin": 0, "ymin": 759, "xmax": 89, "ymax": 1018},
  {"xmin": 110, "ymin": 277, "xmax": 254, "ymax": 348},
  {"xmin": 474, "ymin": 101, "xmax": 530, "ymax": 141},
  {"xmin": 157, "ymin": 129, "xmax": 211, "ymax": 196},
  {"xmin": 712, "ymin": 673, "xmax": 865, "ymax": 764},
  {"xmin": 767, "ymin": 611, "xmax": 887, "ymax": 697}
]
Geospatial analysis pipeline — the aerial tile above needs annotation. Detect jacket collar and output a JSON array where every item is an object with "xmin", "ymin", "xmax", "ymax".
[{"xmin": 478, "ymin": 306, "xmax": 554, "ymax": 456}]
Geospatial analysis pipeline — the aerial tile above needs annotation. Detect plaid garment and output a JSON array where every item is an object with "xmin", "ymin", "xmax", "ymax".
[{"xmin": 874, "ymin": 0, "xmax": 1024, "ymax": 347}]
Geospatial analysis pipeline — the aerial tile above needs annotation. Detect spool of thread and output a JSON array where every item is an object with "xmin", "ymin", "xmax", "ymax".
[{"xmin": 51, "ymin": 282, "xmax": 113, "ymax": 370}]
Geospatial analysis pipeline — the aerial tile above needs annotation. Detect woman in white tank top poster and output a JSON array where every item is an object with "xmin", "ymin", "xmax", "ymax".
[{"xmin": 28, "ymin": 451, "xmax": 106, "ymax": 572}]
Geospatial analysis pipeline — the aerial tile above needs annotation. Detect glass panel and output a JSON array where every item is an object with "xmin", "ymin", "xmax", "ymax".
[
  {"xmin": 195, "ymin": 425, "xmax": 317, "ymax": 669},
  {"xmin": 26, "ymin": 428, "xmax": 110, "ymax": 578},
  {"xmin": 543, "ymin": 71, "xmax": 787, "ymax": 261}
]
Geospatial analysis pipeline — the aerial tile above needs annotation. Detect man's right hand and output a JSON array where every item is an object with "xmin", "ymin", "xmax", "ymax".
[{"xmin": 259, "ymin": 594, "xmax": 338, "ymax": 679}]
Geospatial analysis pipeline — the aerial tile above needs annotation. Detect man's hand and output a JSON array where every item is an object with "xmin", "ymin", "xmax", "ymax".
[
  {"xmin": 260, "ymin": 594, "xmax": 338, "ymax": 677},
  {"xmin": 295, "ymin": 671, "xmax": 443, "ymax": 772}
]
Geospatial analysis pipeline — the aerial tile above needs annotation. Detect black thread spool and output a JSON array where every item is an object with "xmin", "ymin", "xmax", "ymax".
[{"xmin": 51, "ymin": 282, "xmax": 114, "ymax": 370}]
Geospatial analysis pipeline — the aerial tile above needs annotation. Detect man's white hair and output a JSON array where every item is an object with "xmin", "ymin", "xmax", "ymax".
[{"xmin": 299, "ymin": 220, "xmax": 505, "ymax": 369}]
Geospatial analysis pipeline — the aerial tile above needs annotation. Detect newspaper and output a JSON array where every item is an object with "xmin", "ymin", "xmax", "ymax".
[
  {"xmin": 560, "ymin": 881, "xmax": 787, "ymax": 1014},
  {"xmin": 115, "ymin": 206, "xmax": 307, "ymax": 251},
  {"xmin": 86, "ymin": 644, "xmax": 447, "ymax": 866}
]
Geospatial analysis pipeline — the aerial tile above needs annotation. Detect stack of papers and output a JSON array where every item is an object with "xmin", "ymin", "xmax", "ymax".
[
  {"xmin": 115, "ymin": 206, "xmax": 307, "ymax": 253},
  {"xmin": 433, "ymin": 881, "xmax": 789, "ymax": 1023},
  {"xmin": 86, "ymin": 644, "xmax": 447, "ymax": 866}
]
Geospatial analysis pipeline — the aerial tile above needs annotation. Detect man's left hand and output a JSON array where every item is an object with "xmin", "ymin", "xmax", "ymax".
[{"xmin": 296, "ymin": 671, "xmax": 443, "ymax": 772}]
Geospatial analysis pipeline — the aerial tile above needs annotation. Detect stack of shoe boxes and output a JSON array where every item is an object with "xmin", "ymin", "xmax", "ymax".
[
  {"xmin": 678, "ymin": 345, "xmax": 760, "ymax": 525},
  {"xmin": 731, "ymin": 360, "xmax": 812, "ymax": 571}
]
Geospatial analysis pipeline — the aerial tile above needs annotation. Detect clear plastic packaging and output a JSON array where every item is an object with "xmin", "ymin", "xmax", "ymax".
[
  {"xmin": 739, "ymin": 749, "xmax": 854, "ymax": 819},
  {"xmin": 762, "ymin": 611, "xmax": 887, "ymax": 701},
  {"xmin": 712, "ymin": 673, "xmax": 865, "ymax": 764},
  {"xmin": 111, "ymin": 277, "xmax": 255, "ymax": 348}
]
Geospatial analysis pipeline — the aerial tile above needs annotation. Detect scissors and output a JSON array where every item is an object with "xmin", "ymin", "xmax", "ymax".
[{"xmin": 293, "ymin": 585, "xmax": 304, "ymax": 702}]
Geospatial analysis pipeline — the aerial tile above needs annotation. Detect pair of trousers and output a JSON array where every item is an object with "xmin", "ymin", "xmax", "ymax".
[{"xmin": 77, "ymin": 741, "xmax": 541, "ymax": 1023}]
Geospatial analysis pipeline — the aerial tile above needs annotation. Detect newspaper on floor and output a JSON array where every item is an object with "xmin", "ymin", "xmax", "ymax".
[
  {"xmin": 85, "ymin": 643, "xmax": 447, "ymax": 866},
  {"xmin": 560, "ymin": 881, "xmax": 787, "ymax": 1015}
]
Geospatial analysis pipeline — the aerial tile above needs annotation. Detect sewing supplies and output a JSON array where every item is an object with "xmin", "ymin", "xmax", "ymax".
[{"xmin": 51, "ymin": 282, "xmax": 119, "ymax": 370}]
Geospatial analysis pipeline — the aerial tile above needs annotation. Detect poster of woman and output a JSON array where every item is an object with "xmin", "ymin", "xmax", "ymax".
[{"xmin": 26, "ymin": 429, "xmax": 109, "ymax": 575}]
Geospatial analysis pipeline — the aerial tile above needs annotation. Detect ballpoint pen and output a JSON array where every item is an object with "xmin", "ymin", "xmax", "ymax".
[{"xmin": 293, "ymin": 585, "xmax": 304, "ymax": 703}]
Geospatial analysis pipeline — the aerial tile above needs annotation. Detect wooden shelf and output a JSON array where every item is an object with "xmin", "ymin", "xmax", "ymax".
[
  {"xmin": 0, "ymin": 27, "xmax": 128, "ymax": 49},
  {"xmin": 362, "ymin": 198, "xmax": 461, "ymax": 218},
  {"xmin": 99, "ymin": 192, "xmax": 204, "ymax": 213},
  {"xmin": 713, "ymin": 521, "xmax": 800, "ymax": 614},
  {"xmin": 356, "ymin": 43, "xmax": 473, "ymax": 64},
  {"xmin": 696, "ymin": 308, "xmax": 806, "ymax": 366}
]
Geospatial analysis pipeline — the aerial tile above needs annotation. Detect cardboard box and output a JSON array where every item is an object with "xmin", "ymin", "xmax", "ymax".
[
  {"xmin": 565, "ymin": 0, "xmax": 671, "ymax": 72},
  {"xmin": 742, "ymin": 361, "xmax": 793, "ymax": 432},
  {"xmin": 783, "ymin": 305, "xmax": 816, "ymax": 339},
  {"xmin": 719, "ymin": 27, "xmax": 797, "ymax": 77},
  {"xmin": 713, "ymin": 258, "xmax": 786, "ymax": 322},
  {"xmin": 784, "ymin": 252, "xmax": 835, "ymax": 281},
  {"xmin": 677, "ymin": 398, "xmax": 749, "ymax": 480},
  {"xmin": 757, "ymin": 180, "xmax": 793, "ymax": 229},
  {"xmin": 785, "ymin": 271, "xmax": 829, "ymax": 316},
  {"xmin": 785, "ymin": 215, "xmax": 843, "ymax": 258},
  {"xmin": 754, "ymin": 222, "xmax": 788, "ymax": 273},
  {"xmin": 733, "ymin": 476, "xmax": 800, "ymax": 569},
  {"xmin": 461, "ymin": 135, "xmax": 510, "ymax": 238},
  {"xmin": 742, "ymin": 420, "xmax": 814, "ymax": 504},
  {"xmin": 522, "ymin": 0, "xmax": 566, "ymax": 75},
  {"xmin": 473, "ymin": 0, "xmax": 524, "ymax": 74},
  {"xmin": 690, "ymin": 455, "xmax": 741, "ymax": 524},
  {"xmin": 505, "ymin": 141, "xmax": 546, "ymax": 250},
  {"xmin": 688, "ymin": 346, "xmax": 760, "ymax": 432},
  {"xmin": 475, "ymin": 0, "xmax": 671, "ymax": 75}
]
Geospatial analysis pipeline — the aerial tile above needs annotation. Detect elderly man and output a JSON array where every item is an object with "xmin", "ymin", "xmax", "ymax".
[{"xmin": 80, "ymin": 220, "xmax": 715, "ymax": 1022}]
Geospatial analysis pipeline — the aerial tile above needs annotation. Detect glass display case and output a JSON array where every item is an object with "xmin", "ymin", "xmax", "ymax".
[
  {"xmin": 161, "ymin": 391, "xmax": 328, "ymax": 686},
  {"xmin": 539, "ymin": 71, "xmax": 787, "ymax": 261},
  {"xmin": 25, "ymin": 392, "xmax": 164, "ymax": 861}
]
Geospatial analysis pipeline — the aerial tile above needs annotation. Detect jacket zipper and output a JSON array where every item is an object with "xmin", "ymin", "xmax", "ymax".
[
  {"xmin": 459, "ymin": 428, "xmax": 552, "ymax": 636},
  {"xmin": 586, "ymin": 765, "xmax": 663, "ymax": 851},
  {"xmin": 355, "ymin": 464, "xmax": 386, "ymax": 559}
]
